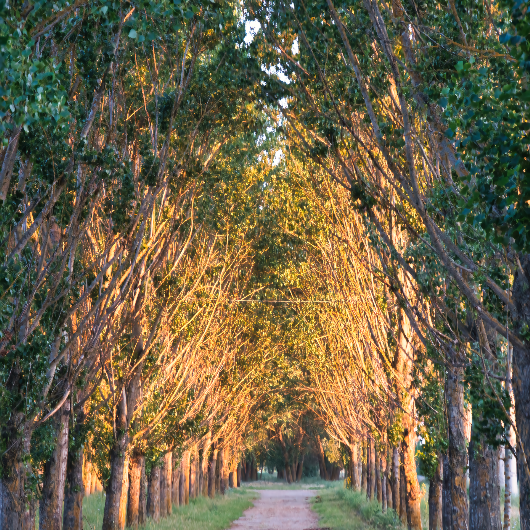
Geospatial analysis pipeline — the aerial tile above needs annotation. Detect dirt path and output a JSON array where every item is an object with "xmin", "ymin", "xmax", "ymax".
[{"xmin": 229, "ymin": 489, "xmax": 320, "ymax": 530}]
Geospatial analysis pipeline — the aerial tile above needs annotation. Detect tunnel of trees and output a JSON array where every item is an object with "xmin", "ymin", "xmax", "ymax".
[{"xmin": 0, "ymin": 0, "xmax": 529, "ymax": 529}]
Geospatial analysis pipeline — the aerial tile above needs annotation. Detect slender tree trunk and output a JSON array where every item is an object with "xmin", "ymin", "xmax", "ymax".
[
  {"xmin": 362, "ymin": 440, "xmax": 368, "ymax": 492},
  {"xmin": 40, "ymin": 401, "xmax": 71, "ymax": 530},
  {"xmin": 208, "ymin": 447, "xmax": 218, "ymax": 498},
  {"xmin": 147, "ymin": 467, "xmax": 160, "ymax": 523},
  {"xmin": 429, "ymin": 455, "xmax": 443, "ymax": 530},
  {"xmin": 138, "ymin": 458, "xmax": 147, "ymax": 526},
  {"xmin": 172, "ymin": 459, "xmax": 180, "ymax": 508},
  {"xmin": 102, "ymin": 391, "xmax": 128, "ymax": 530},
  {"xmin": 219, "ymin": 447, "xmax": 227, "ymax": 494},
  {"xmin": 316, "ymin": 436, "xmax": 329, "ymax": 481},
  {"xmin": 161, "ymin": 452, "xmax": 172, "ymax": 517},
  {"xmin": 376, "ymin": 444, "xmax": 382, "ymax": 504},
  {"xmin": 442, "ymin": 454, "xmax": 451, "ymax": 530},
  {"xmin": 63, "ymin": 439, "xmax": 84, "ymax": 530},
  {"xmin": 237, "ymin": 462, "xmax": 241, "ymax": 487},
  {"xmin": 504, "ymin": 445, "xmax": 512, "ymax": 530},
  {"xmin": 84, "ymin": 460, "xmax": 92, "ymax": 497},
  {"xmin": 179, "ymin": 457, "xmax": 186, "ymax": 506},
  {"xmin": 392, "ymin": 446, "xmax": 400, "ymax": 513},
  {"xmin": 201, "ymin": 432, "xmax": 212, "ymax": 497},
  {"xmin": 182, "ymin": 451, "xmax": 190, "ymax": 505},
  {"xmin": 297, "ymin": 456, "xmax": 304, "ymax": 482},
  {"xmin": 252, "ymin": 454, "xmax": 258, "ymax": 481},
  {"xmin": 118, "ymin": 455, "xmax": 129, "ymax": 530},
  {"xmin": 446, "ymin": 362, "xmax": 469, "ymax": 530},
  {"xmin": 368, "ymin": 437, "xmax": 375, "ymax": 500},
  {"xmin": 127, "ymin": 452, "xmax": 143, "ymax": 530},
  {"xmin": 189, "ymin": 449, "xmax": 197, "ymax": 500},
  {"xmin": 400, "ymin": 452, "xmax": 408, "ymax": 526},
  {"xmin": 381, "ymin": 450, "xmax": 387, "ymax": 512},
  {"xmin": 351, "ymin": 444, "xmax": 360, "ymax": 490},
  {"xmin": 386, "ymin": 450, "xmax": 392, "ymax": 511},
  {"xmin": 469, "ymin": 437, "xmax": 501, "ymax": 530}
]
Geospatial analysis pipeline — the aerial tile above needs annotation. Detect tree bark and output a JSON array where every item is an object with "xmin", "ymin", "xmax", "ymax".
[
  {"xmin": 376, "ymin": 444, "xmax": 382, "ymax": 504},
  {"xmin": 208, "ymin": 447, "xmax": 218, "ymax": 498},
  {"xmin": 219, "ymin": 447, "xmax": 227, "ymax": 494},
  {"xmin": 201, "ymin": 432, "xmax": 212, "ymax": 497},
  {"xmin": 39, "ymin": 400, "xmax": 71, "ymax": 530},
  {"xmin": 316, "ymin": 435, "xmax": 329, "ymax": 481},
  {"xmin": 189, "ymin": 449, "xmax": 197, "ymax": 500},
  {"xmin": 138, "ymin": 458, "xmax": 147, "ymax": 526},
  {"xmin": 118, "ymin": 455, "xmax": 129, "ymax": 530},
  {"xmin": 381, "ymin": 450, "xmax": 387, "ymax": 512},
  {"xmin": 442, "ymin": 454, "xmax": 451, "ymax": 530},
  {"xmin": 446, "ymin": 362, "xmax": 469, "ymax": 530},
  {"xmin": 62, "ymin": 440, "xmax": 84, "ymax": 530},
  {"xmin": 469, "ymin": 438, "xmax": 501, "ymax": 530},
  {"xmin": 392, "ymin": 446, "xmax": 399, "ymax": 513},
  {"xmin": 181, "ymin": 451, "xmax": 190, "ymax": 505},
  {"xmin": 172, "ymin": 456, "xmax": 180, "ymax": 507},
  {"xmin": 237, "ymin": 462, "xmax": 241, "ymax": 487},
  {"xmin": 127, "ymin": 452, "xmax": 143, "ymax": 530},
  {"xmin": 160, "ymin": 452, "xmax": 172, "ymax": 517},
  {"xmin": 102, "ymin": 389, "xmax": 128, "ymax": 530},
  {"xmin": 296, "ymin": 456, "xmax": 304, "ymax": 482},
  {"xmin": 361, "ymin": 440, "xmax": 367, "ymax": 492},
  {"xmin": 429, "ymin": 455, "xmax": 443, "ymax": 530},
  {"xmin": 386, "ymin": 450, "xmax": 393, "ymax": 510},
  {"xmin": 400, "ymin": 453, "xmax": 408, "ymax": 526},
  {"xmin": 179, "ymin": 456, "xmax": 186, "ymax": 506},
  {"xmin": 503, "ymin": 445, "xmax": 512, "ymax": 530},
  {"xmin": 147, "ymin": 466, "xmax": 160, "ymax": 523},
  {"xmin": 368, "ymin": 437, "xmax": 375, "ymax": 500}
]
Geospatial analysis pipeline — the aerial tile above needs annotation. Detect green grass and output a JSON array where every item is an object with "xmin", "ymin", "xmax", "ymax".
[
  {"xmin": 82, "ymin": 489, "xmax": 257, "ymax": 530},
  {"xmin": 310, "ymin": 483, "xmax": 405, "ymax": 530},
  {"xmin": 241, "ymin": 474, "xmax": 336, "ymax": 490}
]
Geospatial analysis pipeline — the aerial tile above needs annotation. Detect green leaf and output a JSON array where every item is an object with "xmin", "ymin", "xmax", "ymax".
[{"xmin": 128, "ymin": 29, "xmax": 137, "ymax": 39}]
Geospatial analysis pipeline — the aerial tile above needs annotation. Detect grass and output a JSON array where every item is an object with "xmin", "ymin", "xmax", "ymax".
[
  {"xmin": 82, "ymin": 488, "xmax": 257, "ymax": 530},
  {"xmin": 242, "ymin": 475, "xmax": 336, "ymax": 490},
  {"xmin": 310, "ymin": 483, "xmax": 405, "ymax": 530}
]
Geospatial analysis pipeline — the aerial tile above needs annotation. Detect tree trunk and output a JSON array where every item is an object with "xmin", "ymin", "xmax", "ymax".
[
  {"xmin": 428, "ymin": 455, "xmax": 443, "ymax": 530},
  {"xmin": 252, "ymin": 454, "xmax": 258, "ymax": 481},
  {"xmin": 102, "ymin": 390, "xmax": 128, "ymax": 530},
  {"xmin": 362, "ymin": 440, "xmax": 368, "ymax": 492},
  {"xmin": 63, "ymin": 440, "xmax": 84, "ymax": 530},
  {"xmin": 138, "ymin": 458, "xmax": 147, "ymax": 526},
  {"xmin": 446, "ymin": 363, "xmax": 469, "ymax": 530},
  {"xmin": 172, "ymin": 460, "xmax": 180, "ymax": 508},
  {"xmin": 399, "ymin": 453, "xmax": 408, "ymax": 526},
  {"xmin": 316, "ymin": 436, "xmax": 329, "ymax": 481},
  {"xmin": 511, "ymin": 255, "xmax": 530, "ymax": 530},
  {"xmin": 201, "ymin": 432, "xmax": 212, "ymax": 497},
  {"xmin": 118, "ymin": 455, "xmax": 129, "ymax": 530},
  {"xmin": 179, "ymin": 456, "xmax": 186, "ymax": 506},
  {"xmin": 351, "ymin": 444, "xmax": 360, "ymax": 490},
  {"xmin": 368, "ymin": 437, "xmax": 375, "ymax": 500},
  {"xmin": 40, "ymin": 401, "xmax": 71, "ymax": 530},
  {"xmin": 182, "ymin": 451, "xmax": 190, "ymax": 505},
  {"xmin": 161, "ymin": 452, "xmax": 172, "ymax": 517},
  {"xmin": 208, "ymin": 447, "xmax": 218, "ymax": 498},
  {"xmin": 442, "ymin": 454, "xmax": 451, "ymax": 530},
  {"xmin": 469, "ymin": 437, "xmax": 501, "ymax": 530},
  {"xmin": 297, "ymin": 456, "xmax": 304, "ymax": 482},
  {"xmin": 381, "ymin": 450, "xmax": 387, "ymax": 512},
  {"xmin": 386, "ymin": 450, "xmax": 393, "ymax": 510},
  {"xmin": 84, "ymin": 460, "xmax": 92, "ymax": 497},
  {"xmin": 219, "ymin": 447, "xmax": 226, "ymax": 494},
  {"xmin": 376, "ymin": 444, "xmax": 382, "ymax": 504},
  {"xmin": 147, "ymin": 466, "xmax": 160, "ymax": 523},
  {"xmin": 392, "ymin": 446, "xmax": 400, "ymax": 513},
  {"xmin": 229, "ymin": 470, "xmax": 235, "ymax": 488},
  {"xmin": 504, "ymin": 445, "xmax": 512, "ymax": 530},
  {"xmin": 189, "ymin": 449, "xmax": 197, "ymax": 500},
  {"xmin": 127, "ymin": 452, "xmax": 143, "ymax": 530},
  {"xmin": 237, "ymin": 462, "xmax": 241, "ymax": 487}
]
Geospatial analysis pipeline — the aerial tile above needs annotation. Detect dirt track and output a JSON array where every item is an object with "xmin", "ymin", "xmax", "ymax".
[{"xmin": 229, "ymin": 489, "xmax": 319, "ymax": 530}]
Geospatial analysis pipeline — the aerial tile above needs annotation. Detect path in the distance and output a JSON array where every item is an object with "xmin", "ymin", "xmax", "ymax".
[{"xmin": 230, "ymin": 489, "xmax": 320, "ymax": 530}]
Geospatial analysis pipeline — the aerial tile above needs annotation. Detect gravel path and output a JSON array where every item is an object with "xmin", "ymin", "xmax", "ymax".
[{"xmin": 229, "ymin": 489, "xmax": 320, "ymax": 530}]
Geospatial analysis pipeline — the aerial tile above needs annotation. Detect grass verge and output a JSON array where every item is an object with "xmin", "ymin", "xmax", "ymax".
[
  {"xmin": 310, "ymin": 484, "xmax": 405, "ymax": 530},
  {"xmin": 82, "ymin": 488, "xmax": 257, "ymax": 530}
]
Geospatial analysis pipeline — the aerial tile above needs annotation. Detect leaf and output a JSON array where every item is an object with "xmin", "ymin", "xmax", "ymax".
[{"xmin": 128, "ymin": 29, "xmax": 137, "ymax": 39}]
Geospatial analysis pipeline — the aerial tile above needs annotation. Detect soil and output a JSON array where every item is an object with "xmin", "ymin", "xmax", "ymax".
[{"xmin": 229, "ymin": 489, "xmax": 321, "ymax": 530}]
